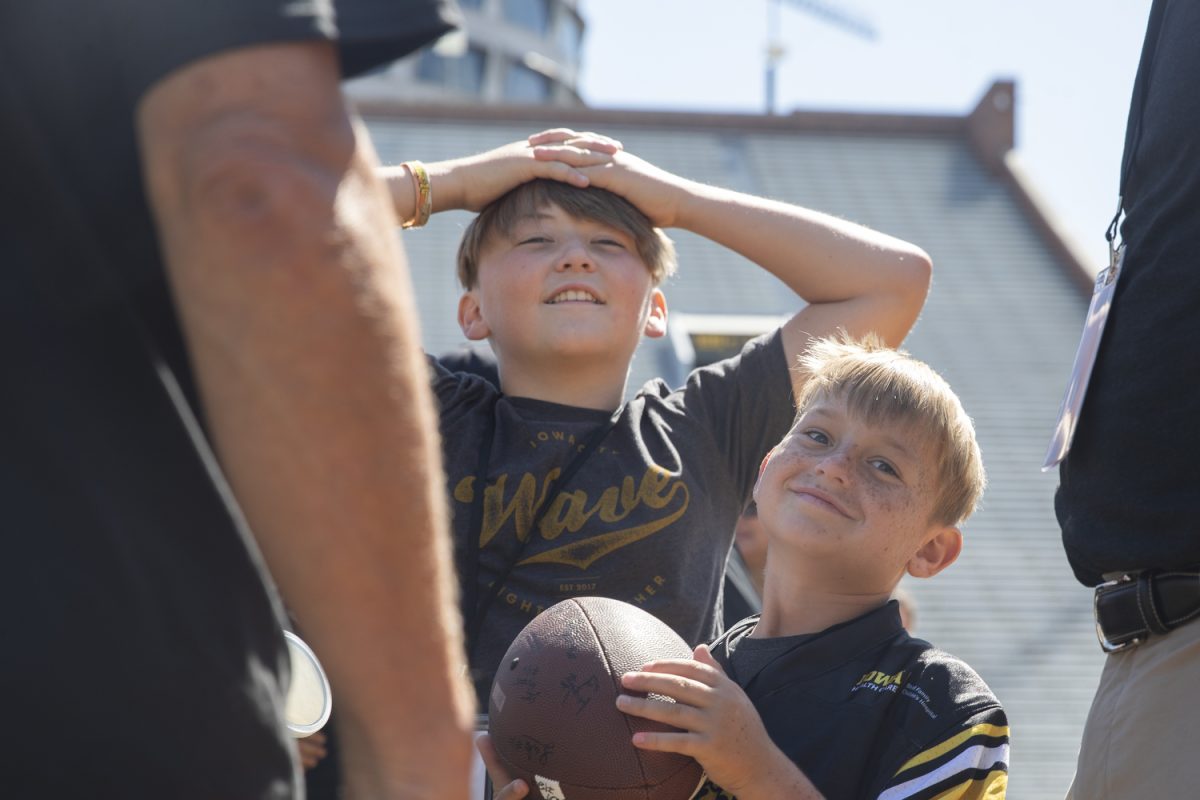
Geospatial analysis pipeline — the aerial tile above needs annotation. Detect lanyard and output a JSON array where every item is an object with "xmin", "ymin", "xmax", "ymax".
[
  {"xmin": 1043, "ymin": 1, "xmax": 1168, "ymax": 470},
  {"xmin": 463, "ymin": 402, "xmax": 624, "ymax": 665}
]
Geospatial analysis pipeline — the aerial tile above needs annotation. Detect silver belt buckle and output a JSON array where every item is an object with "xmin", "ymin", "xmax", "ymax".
[{"xmin": 1094, "ymin": 573, "xmax": 1141, "ymax": 653}]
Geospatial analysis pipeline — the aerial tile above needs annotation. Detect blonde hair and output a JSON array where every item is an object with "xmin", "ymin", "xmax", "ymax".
[
  {"xmin": 795, "ymin": 333, "xmax": 985, "ymax": 526},
  {"xmin": 456, "ymin": 179, "xmax": 676, "ymax": 289}
]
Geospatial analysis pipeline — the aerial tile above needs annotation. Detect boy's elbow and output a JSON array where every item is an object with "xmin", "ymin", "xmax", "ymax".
[
  {"xmin": 892, "ymin": 246, "xmax": 933, "ymax": 323},
  {"xmin": 903, "ymin": 246, "xmax": 933, "ymax": 299}
]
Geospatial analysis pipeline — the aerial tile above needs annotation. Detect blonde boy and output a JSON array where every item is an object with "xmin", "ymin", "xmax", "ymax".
[
  {"xmin": 385, "ymin": 131, "xmax": 932, "ymax": 708},
  {"xmin": 617, "ymin": 336, "xmax": 1009, "ymax": 800}
]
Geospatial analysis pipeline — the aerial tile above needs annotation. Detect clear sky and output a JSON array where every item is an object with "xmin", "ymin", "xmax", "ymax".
[{"xmin": 576, "ymin": 0, "xmax": 1154, "ymax": 273}]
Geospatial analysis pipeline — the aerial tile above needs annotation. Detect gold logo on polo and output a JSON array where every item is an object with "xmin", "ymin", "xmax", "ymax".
[
  {"xmin": 852, "ymin": 669, "xmax": 907, "ymax": 694},
  {"xmin": 453, "ymin": 466, "xmax": 689, "ymax": 570}
]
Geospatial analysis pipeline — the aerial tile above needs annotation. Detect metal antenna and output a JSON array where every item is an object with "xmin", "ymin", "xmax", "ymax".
[{"xmin": 765, "ymin": 0, "xmax": 878, "ymax": 114}]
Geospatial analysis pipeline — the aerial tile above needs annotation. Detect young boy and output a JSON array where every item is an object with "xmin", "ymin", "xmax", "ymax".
[
  {"xmin": 384, "ymin": 131, "xmax": 932, "ymax": 707},
  {"xmin": 615, "ymin": 336, "xmax": 1008, "ymax": 799}
]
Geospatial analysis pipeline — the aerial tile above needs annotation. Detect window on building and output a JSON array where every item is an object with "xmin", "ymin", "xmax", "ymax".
[
  {"xmin": 416, "ymin": 45, "xmax": 486, "ymax": 94},
  {"xmin": 557, "ymin": 11, "xmax": 582, "ymax": 61},
  {"xmin": 503, "ymin": 0, "xmax": 550, "ymax": 35},
  {"xmin": 668, "ymin": 313, "xmax": 788, "ymax": 370},
  {"xmin": 504, "ymin": 61, "xmax": 551, "ymax": 103}
]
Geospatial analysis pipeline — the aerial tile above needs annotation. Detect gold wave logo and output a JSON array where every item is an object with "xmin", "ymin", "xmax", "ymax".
[{"xmin": 453, "ymin": 465, "xmax": 689, "ymax": 570}]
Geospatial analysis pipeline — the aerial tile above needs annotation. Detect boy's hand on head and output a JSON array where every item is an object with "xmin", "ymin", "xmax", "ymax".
[
  {"xmin": 616, "ymin": 644, "xmax": 777, "ymax": 795},
  {"xmin": 569, "ymin": 149, "xmax": 691, "ymax": 229},
  {"xmin": 428, "ymin": 135, "xmax": 618, "ymax": 213},
  {"xmin": 528, "ymin": 128, "xmax": 623, "ymax": 154}
]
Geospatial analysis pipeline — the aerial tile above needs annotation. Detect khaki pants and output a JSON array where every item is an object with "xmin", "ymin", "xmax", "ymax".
[{"xmin": 1066, "ymin": 618, "xmax": 1200, "ymax": 798}]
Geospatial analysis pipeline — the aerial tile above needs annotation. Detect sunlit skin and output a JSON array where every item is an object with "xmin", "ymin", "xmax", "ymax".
[
  {"xmin": 457, "ymin": 204, "xmax": 666, "ymax": 411},
  {"xmin": 750, "ymin": 397, "xmax": 961, "ymax": 637},
  {"xmin": 612, "ymin": 398, "xmax": 963, "ymax": 799}
]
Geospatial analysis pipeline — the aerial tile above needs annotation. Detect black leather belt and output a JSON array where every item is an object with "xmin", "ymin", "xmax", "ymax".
[{"xmin": 1094, "ymin": 570, "xmax": 1200, "ymax": 652}]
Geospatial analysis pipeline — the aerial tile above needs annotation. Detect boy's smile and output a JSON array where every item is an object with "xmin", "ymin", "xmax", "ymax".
[
  {"xmin": 755, "ymin": 396, "xmax": 957, "ymax": 592},
  {"xmin": 545, "ymin": 285, "xmax": 604, "ymax": 305},
  {"xmin": 783, "ymin": 481, "xmax": 854, "ymax": 519}
]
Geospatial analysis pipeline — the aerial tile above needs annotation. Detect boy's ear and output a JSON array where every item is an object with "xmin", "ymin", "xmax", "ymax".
[
  {"xmin": 906, "ymin": 526, "xmax": 962, "ymax": 579},
  {"xmin": 642, "ymin": 288, "xmax": 668, "ymax": 339},
  {"xmin": 457, "ymin": 291, "xmax": 491, "ymax": 341},
  {"xmin": 751, "ymin": 446, "xmax": 777, "ymax": 503}
]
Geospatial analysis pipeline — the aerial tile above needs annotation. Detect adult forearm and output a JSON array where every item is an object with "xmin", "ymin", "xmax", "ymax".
[{"xmin": 139, "ymin": 44, "xmax": 472, "ymax": 798}]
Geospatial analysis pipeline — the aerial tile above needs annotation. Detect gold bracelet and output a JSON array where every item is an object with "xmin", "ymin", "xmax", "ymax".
[{"xmin": 400, "ymin": 160, "xmax": 432, "ymax": 229}]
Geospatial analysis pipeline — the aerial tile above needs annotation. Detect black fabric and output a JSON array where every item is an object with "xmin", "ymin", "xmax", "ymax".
[
  {"xmin": 0, "ymin": 1, "xmax": 450, "ymax": 794},
  {"xmin": 698, "ymin": 604, "xmax": 1008, "ymax": 800},
  {"xmin": 1056, "ymin": 0, "xmax": 1200, "ymax": 586}
]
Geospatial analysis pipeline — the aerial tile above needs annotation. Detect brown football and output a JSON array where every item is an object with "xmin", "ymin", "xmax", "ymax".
[{"xmin": 487, "ymin": 597, "xmax": 705, "ymax": 800}]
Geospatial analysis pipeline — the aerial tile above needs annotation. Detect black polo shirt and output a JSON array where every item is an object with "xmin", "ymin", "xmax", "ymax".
[
  {"xmin": 0, "ymin": 1, "xmax": 451, "ymax": 794},
  {"xmin": 697, "ymin": 603, "xmax": 1009, "ymax": 799}
]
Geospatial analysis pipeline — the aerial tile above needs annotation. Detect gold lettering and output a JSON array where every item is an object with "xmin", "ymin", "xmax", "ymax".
[
  {"xmin": 522, "ymin": 476, "xmax": 689, "ymax": 570},
  {"xmin": 537, "ymin": 431, "xmax": 549, "ymax": 442},
  {"xmin": 477, "ymin": 470, "xmax": 559, "ymax": 548},
  {"xmin": 453, "ymin": 476, "xmax": 475, "ymax": 503},
  {"xmin": 466, "ymin": 466, "xmax": 689, "ymax": 570},
  {"xmin": 552, "ymin": 431, "xmax": 565, "ymax": 441},
  {"xmin": 520, "ymin": 600, "xmax": 532, "ymax": 613}
]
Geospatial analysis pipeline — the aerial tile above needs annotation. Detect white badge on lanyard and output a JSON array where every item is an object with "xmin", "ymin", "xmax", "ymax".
[{"xmin": 1042, "ymin": 244, "xmax": 1125, "ymax": 471}]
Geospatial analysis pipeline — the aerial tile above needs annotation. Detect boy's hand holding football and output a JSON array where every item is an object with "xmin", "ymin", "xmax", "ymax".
[{"xmin": 617, "ymin": 644, "xmax": 824, "ymax": 800}]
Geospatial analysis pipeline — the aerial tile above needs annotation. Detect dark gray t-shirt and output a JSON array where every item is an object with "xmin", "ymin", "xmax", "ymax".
[{"xmin": 432, "ymin": 331, "xmax": 796, "ymax": 705}]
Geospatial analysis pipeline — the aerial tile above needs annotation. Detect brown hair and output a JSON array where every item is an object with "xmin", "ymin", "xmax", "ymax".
[
  {"xmin": 455, "ymin": 179, "xmax": 676, "ymax": 289},
  {"xmin": 794, "ymin": 333, "xmax": 986, "ymax": 526}
]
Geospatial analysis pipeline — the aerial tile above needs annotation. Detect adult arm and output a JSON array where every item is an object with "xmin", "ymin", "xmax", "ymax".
[{"xmin": 137, "ymin": 42, "xmax": 472, "ymax": 798}]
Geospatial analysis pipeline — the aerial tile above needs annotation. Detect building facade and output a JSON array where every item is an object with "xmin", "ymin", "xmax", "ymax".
[{"xmin": 345, "ymin": 0, "xmax": 584, "ymax": 107}]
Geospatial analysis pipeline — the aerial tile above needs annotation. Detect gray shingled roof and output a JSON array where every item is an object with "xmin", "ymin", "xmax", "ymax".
[{"xmin": 363, "ymin": 86, "xmax": 1100, "ymax": 798}]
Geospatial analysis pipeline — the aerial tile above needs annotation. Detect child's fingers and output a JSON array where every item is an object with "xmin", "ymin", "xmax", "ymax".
[
  {"xmin": 616, "ymin": 691, "xmax": 706, "ymax": 733},
  {"xmin": 531, "ymin": 144, "xmax": 616, "ymax": 166},
  {"xmin": 528, "ymin": 129, "xmax": 623, "ymax": 153},
  {"xmin": 692, "ymin": 643, "xmax": 727, "ymax": 674},
  {"xmin": 520, "ymin": 156, "xmax": 590, "ymax": 187},
  {"xmin": 629, "ymin": 728, "xmax": 699, "ymax": 757},
  {"xmin": 528, "ymin": 127, "xmax": 579, "ymax": 144},
  {"xmin": 627, "ymin": 657, "xmax": 723, "ymax": 686},
  {"xmin": 477, "ymin": 733, "xmax": 525, "ymax": 792},
  {"xmin": 494, "ymin": 779, "xmax": 531, "ymax": 800}
]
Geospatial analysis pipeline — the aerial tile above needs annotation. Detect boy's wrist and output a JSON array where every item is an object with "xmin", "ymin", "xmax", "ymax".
[
  {"xmin": 427, "ymin": 160, "xmax": 463, "ymax": 213},
  {"xmin": 731, "ymin": 744, "xmax": 823, "ymax": 800}
]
